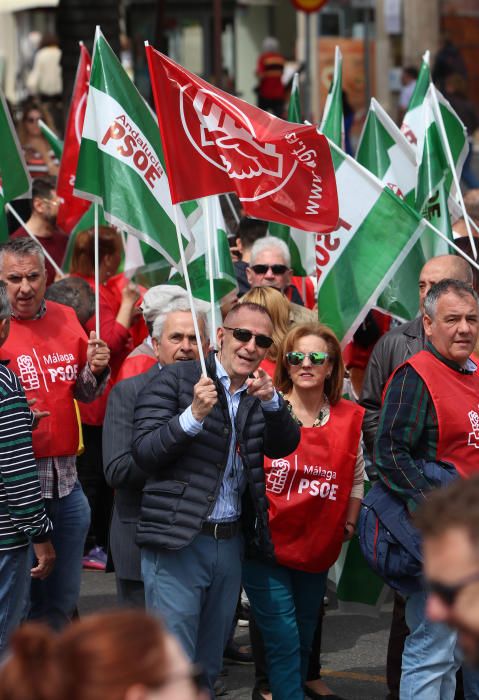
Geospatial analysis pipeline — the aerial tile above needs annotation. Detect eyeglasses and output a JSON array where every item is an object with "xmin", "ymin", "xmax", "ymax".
[
  {"xmin": 250, "ymin": 264, "xmax": 289, "ymax": 275},
  {"xmin": 223, "ymin": 326, "xmax": 273, "ymax": 349},
  {"xmin": 26, "ymin": 116, "xmax": 40, "ymax": 123},
  {"xmin": 286, "ymin": 351, "xmax": 329, "ymax": 366},
  {"xmin": 425, "ymin": 571, "xmax": 479, "ymax": 607}
]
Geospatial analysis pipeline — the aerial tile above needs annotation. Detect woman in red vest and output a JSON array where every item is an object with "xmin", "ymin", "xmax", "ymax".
[
  {"xmin": 243, "ymin": 323, "xmax": 365, "ymax": 700},
  {"xmin": 69, "ymin": 226, "xmax": 141, "ymax": 569}
]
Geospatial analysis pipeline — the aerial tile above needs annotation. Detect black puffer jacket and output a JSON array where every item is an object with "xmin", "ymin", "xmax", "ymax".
[{"xmin": 132, "ymin": 352, "xmax": 300, "ymax": 554}]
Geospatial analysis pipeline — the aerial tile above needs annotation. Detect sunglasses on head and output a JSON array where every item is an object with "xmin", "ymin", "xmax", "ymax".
[
  {"xmin": 250, "ymin": 264, "xmax": 289, "ymax": 275},
  {"xmin": 223, "ymin": 326, "xmax": 273, "ymax": 349},
  {"xmin": 425, "ymin": 570, "xmax": 479, "ymax": 607},
  {"xmin": 286, "ymin": 351, "xmax": 329, "ymax": 366}
]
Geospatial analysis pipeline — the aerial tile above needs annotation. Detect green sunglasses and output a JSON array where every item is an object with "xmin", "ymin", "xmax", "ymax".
[{"xmin": 286, "ymin": 351, "xmax": 329, "ymax": 366}]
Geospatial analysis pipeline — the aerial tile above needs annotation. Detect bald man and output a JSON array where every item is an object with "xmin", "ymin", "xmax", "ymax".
[{"xmin": 359, "ymin": 253, "xmax": 473, "ymax": 700}]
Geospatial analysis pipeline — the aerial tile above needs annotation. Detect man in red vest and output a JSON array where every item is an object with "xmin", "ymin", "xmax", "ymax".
[
  {"xmin": 0, "ymin": 236, "xmax": 110, "ymax": 630},
  {"xmin": 374, "ymin": 278, "xmax": 479, "ymax": 699}
]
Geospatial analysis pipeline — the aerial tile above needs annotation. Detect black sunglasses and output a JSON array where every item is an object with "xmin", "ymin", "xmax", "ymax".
[
  {"xmin": 286, "ymin": 351, "xmax": 329, "ymax": 366},
  {"xmin": 424, "ymin": 570, "xmax": 479, "ymax": 607},
  {"xmin": 223, "ymin": 326, "xmax": 273, "ymax": 349},
  {"xmin": 250, "ymin": 264, "xmax": 289, "ymax": 275}
]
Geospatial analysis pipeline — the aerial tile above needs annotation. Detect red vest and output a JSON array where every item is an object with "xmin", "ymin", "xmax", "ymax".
[
  {"xmin": 406, "ymin": 351, "xmax": 479, "ymax": 478},
  {"xmin": 2, "ymin": 301, "xmax": 88, "ymax": 458},
  {"xmin": 264, "ymin": 399, "xmax": 364, "ymax": 573}
]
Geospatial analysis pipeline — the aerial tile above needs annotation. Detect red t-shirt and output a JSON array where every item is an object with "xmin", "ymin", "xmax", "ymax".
[{"xmin": 11, "ymin": 226, "xmax": 68, "ymax": 287}]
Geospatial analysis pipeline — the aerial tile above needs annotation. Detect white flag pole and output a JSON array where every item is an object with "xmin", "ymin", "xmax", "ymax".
[
  {"xmin": 94, "ymin": 202, "xmax": 100, "ymax": 337},
  {"xmin": 6, "ymin": 203, "xmax": 65, "ymax": 278},
  {"xmin": 423, "ymin": 217, "xmax": 479, "ymax": 273},
  {"xmin": 430, "ymin": 84, "xmax": 478, "ymax": 260},
  {"xmin": 173, "ymin": 204, "xmax": 207, "ymax": 376},
  {"xmin": 203, "ymin": 196, "xmax": 217, "ymax": 348}
]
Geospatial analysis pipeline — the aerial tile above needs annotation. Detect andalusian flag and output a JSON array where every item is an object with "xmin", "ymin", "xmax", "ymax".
[
  {"xmin": 75, "ymin": 28, "xmax": 194, "ymax": 269},
  {"xmin": 320, "ymin": 45, "xmax": 344, "ymax": 148},
  {"xmin": 39, "ymin": 119, "xmax": 63, "ymax": 159},
  {"xmin": 0, "ymin": 90, "xmax": 32, "ymax": 241},
  {"xmin": 317, "ymin": 143, "xmax": 426, "ymax": 345},
  {"xmin": 356, "ymin": 98, "xmax": 423, "ymax": 320},
  {"xmin": 169, "ymin": 196, "xmax": 237, "ymax": 302},
  {"xmin": 400, "ymin": 51, "xmax": 431, "ymax": 147}
]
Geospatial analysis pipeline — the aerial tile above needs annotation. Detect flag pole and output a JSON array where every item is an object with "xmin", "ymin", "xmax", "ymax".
[
  {"xmin": 6, "ymin": 203, "xmax": 65, "ymax": 278},
  {"xmin": 94, "ymin": 202, "xmax": 100, "ymax": 337},
  {"xmin": 430, "ymin": 84, "xmax": 477, "ymax": 259},
  {"xmin": 203, "ymin": 197, "xmax": 217, "ymax": 348},
  {"xmin": 423, "ymin": 217, "xmax": 479, "ymax": 273},
  {"xmin": 173, "ymin": 204, "xmax": 207, "ymax": 376},
  {"xmin": 224, "ymin": 193, "xmax": 240, "ymax": 226}
]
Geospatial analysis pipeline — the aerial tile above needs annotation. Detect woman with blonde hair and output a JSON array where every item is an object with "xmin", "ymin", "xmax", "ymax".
[
  {"xmin": 240, "ymin": 286, "xmax": 290, "ymax": 376},
  {"xmin": 0, "ymin": 610, "xmax": 208, "ymax": 700},
  {"xmin": 244, "ymin": 323, "xmax": 365, "ymax": 700}
]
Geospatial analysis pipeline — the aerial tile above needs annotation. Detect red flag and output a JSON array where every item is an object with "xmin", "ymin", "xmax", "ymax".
[
  {"xmin": 145, "ymin": 45, "xmax": 338, "ymax": 232},
  {"xmin": 56, "ymin": 43, "xmax": 91, "ymax": 233}
]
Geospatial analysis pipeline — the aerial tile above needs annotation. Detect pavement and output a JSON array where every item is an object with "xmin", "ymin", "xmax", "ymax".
[{"xmin": 79, "ymin": 571, "xmax": 390, "ymax": 699}]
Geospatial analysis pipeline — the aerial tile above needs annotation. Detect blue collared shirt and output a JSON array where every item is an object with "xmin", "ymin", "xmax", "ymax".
[{"xmin": 179, "ymin": 356, "xmax": 280, "ymax": 522}]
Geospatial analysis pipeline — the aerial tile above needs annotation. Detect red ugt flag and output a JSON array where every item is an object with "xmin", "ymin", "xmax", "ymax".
[
  {"xmin": 145, "ymin": 45, "xmax": 338, "ymax": 232},
  {"xmin": 56, "ymin": 43, "xmax": 92, "ymax": 233}
]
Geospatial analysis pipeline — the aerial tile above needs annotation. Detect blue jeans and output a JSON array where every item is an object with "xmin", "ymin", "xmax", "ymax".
[
  {"xmin": 243, "ymin": 558, "xmax": 327, "ymax": 700},
  {"xmin": 0, "ymin": 546, "xmax": 30, "ymax": 657},
  {"xmin": 463, "ymin": 666, "xmax": 479, "ymax": 700},
  {"xmin": 401, "ymin": 590, "xmax": 459, "ymax": 699},
  {"xmin": 29, "ymin": 481, "xmax": 90, "ymax": 630},
  {"xmin": 141, "ymin": 532, "xmax": 243, "ymax": 699}
]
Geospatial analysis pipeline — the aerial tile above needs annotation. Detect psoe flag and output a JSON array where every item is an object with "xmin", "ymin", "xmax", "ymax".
[{"xmin": 145, "ymin": 44, "xmax": 339, "ymax": 232}]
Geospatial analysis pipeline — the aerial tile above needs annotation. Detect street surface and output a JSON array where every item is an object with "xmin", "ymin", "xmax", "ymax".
[{"xmin": 79, "ymin": 571, "xmax": 390, "ymax": 699}]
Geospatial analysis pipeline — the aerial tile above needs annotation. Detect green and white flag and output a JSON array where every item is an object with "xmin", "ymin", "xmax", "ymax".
[
  {"xmin": 0, "ymin": 90, "xmax": 32, "ymax": 241},
  {"xmin": 400, "ymin": 51, "xmax": 431, "ymax": 148},
  {"xmin": 269, "ymin": 72, "xmax": 317, "ymax": 277},
  {"xmin": 39, "ymin": 119, "xmax": 63, "ymax": 159},
  {"xmin": 356, "ymin": 98, "xmax": 424, "ymax": 320},
  {"xmin": 169, "ymin": 196, "xmax": 237, "ymax": 302},
  {"xmin": 320, "ymin": 45, "xmax": 344, "ymax": 148},
  {"xmin": 75, "ymin": 27, "xmax": 194, "ymax": 270},
  {"xmin": 317, "ymin": 143, "xmax": 426, "ymax": 345}
]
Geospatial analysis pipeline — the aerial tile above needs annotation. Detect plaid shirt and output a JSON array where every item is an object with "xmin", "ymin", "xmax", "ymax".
[{"xmin": 373, "ymin": 343, "xmax": 476, "ymax": 513}]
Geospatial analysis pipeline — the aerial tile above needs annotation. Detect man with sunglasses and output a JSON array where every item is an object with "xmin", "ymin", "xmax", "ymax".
[
  {"xmin": 374, "ymin": 279, "xmax": 479, "ymax": 699},
  {"xmin": 132, "ymin": 302, "xmax": 300, "ymax": 699},
  {"xmin": 11, "ymin": 179, "xmax": 68, "ymax": 287},
  {"xmin": 246, "ymin": 237, "xmax": 316, "ymax": 324},
  {"xmin": 415, "ymin": 476, "xmax": 479, "ymax": 669}
]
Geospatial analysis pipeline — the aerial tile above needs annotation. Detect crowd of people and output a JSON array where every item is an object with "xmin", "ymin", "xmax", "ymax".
[{"xmin": 1, "ymin": 38, "xmax": 479, "ymax": 700}]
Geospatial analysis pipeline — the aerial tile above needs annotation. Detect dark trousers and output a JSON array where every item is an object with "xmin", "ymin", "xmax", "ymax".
[{"xmin": 76, "ymin": 424, "xmax": 113, "ymax": 550}]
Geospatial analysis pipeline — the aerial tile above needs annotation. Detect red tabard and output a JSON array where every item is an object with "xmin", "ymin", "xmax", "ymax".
[
  {"xmin": 264, "ymin": 399, "xmax": 364, "ymax": 573},
  {"xmin": 406, "ymin": 351, "xmax": 479, "ymax": 478},
  {"xmin": 2, "ymin": 301, "xmax": 88, "ymax": 458}
]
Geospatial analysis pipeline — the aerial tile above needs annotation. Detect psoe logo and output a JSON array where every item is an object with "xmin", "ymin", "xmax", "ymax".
[
  {"xmin": 179, "ymin": 84, "xmax": 298, "ymax": 200},
  {"xmin": 266, "ymin": 458, "xmax": 290, "ymax": 495},
  {"xmin": 468, "ymin": 408, "xmax": 479, "ymax": 449}
]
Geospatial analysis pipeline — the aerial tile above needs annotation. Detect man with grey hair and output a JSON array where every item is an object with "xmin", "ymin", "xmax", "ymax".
[
  {"xmin": 116, "ymin": 284, "xmax": 209, "ymax": 382},
  {"xmin": 103, "ymin": 289, "xmax": 209, "ymax": 605},
  {"xmin": 0, "ymin": 236, "xmax": 110, "ymax": 630},
  {"xmin": 246, "ymin": 236, "xmax": 315, "ymax": 324},
  {"xmin": 0, "ymin": 280, "xmax": 55, "ymax": 655},
  {"xmin": 374, "ymin": 278, "xmax": 479, "ymax": 699}
]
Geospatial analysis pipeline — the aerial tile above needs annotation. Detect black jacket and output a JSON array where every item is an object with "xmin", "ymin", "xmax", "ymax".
[
  {"xmin": 132, "ymin": 352, "xmax": 300, "ymax": 553},
  {"xmin": 359, "ymin": 316, "xmax": 425, "ymax": 456}
]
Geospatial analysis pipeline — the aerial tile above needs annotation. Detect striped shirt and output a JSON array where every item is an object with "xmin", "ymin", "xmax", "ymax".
[{"xmin": 0, "ymin": 362, "xmax": 51, "ymax": 551}]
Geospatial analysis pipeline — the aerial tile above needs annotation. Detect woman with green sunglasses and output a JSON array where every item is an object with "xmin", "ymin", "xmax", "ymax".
[{"xmin": 243, "ymin": 323, "xmax": 366, "ymax": 700}]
